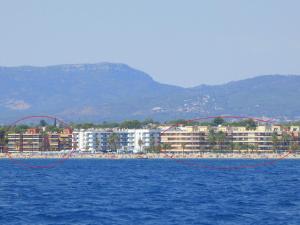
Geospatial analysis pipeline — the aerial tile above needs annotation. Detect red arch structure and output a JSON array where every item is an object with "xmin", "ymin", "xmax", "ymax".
[{"xmin": 161, "ymin": 115, "xmax": 293, "ymax": 170}]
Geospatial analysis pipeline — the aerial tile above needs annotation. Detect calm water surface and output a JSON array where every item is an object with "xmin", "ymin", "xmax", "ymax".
[{"xmin": 0, "ymin": 159, "xmax": 299, "ymax": 225}]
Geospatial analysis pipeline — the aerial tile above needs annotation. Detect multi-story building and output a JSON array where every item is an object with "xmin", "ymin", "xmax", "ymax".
[
  {"xmin": 8, "ymin": 128, "xmax": 45, "ymax": 152},
  {"xmin": 72, "ymin": 128, "xmax": 160, "ymax": 153},
  {"xmin": 73, "ymin": 129, "xmax": 106, "ymax": 152},
  {"xmin": 160, "ymin": 124, "xmax": 300, "ymax": 152},
  {"xmin": 72, "ymin": 129, "xmax": 129, "ymax": 152},
  {"xmin": 160, "ymin": 126, "xmax": 209, "ymax": 152},
  {"xmin": 287, "ymin": 126, "xmax": 300, "ymax": 143},
  {"xmin": 228, "ymin": 125, "xmax": 279, "ymax": 151},
  {"xmin": 48, "ymin": 128, "xmax": 73, "ymax": 151},
  {"xmin": 161, "ymin": 125, "xmax": 234, "ymax": 152},
  {"xmin": 127, "ymin": 129, "xmax": 160, "ymax": 153},
  {"xmin": 7, "ymin": 128, "xmax": 73, "ymax": 152}
]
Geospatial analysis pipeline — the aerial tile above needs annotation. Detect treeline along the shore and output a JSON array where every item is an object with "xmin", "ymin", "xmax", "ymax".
[
  {"xmin": 1, "ymin": 117, "xmax": 300, "ymax": 133},
  {"xmin": 60, "ymin": 118, "xmax": 300, "ymax": 130}
]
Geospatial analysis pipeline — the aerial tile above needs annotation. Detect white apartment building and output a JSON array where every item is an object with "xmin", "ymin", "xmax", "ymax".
[
  {"xmin": 127, "ymin": 129, "xmax": 160, "ymax": 153},
  {"xmin": 72, "ymin": 129, "xmax": 113, "ymax": 152},
  {"xmin": 72, "ymin": 128, "xmax": 160, "ymax": 153}
]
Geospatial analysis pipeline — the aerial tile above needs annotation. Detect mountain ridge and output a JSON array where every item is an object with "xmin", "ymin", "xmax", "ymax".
[{"xmin": 0, "ymin": 63, "xmax": 300, "ymax": 123}]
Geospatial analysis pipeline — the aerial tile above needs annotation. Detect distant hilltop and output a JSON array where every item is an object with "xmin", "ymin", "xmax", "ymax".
[{"xmin": 0, "ymin": 62, "xmax": 300, "ymax": 122}]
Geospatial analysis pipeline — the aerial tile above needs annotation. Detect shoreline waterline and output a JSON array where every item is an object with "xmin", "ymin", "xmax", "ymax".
[{"xmin": 1, "ymin": 152, "xmax": 300, "ymax": 159}]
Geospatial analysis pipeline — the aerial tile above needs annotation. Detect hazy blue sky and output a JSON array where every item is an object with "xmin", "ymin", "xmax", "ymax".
[{"xmin": 1, "ymin": 0, "xmax": 300, "ymax": 87}]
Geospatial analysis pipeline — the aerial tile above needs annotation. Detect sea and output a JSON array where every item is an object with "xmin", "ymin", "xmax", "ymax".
[{"xmin": 0, "ymin": 159, "xmax": 299, "ymax": 225}]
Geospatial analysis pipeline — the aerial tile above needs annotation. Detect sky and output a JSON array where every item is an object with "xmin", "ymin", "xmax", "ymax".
[{"xmin": 0, "ymin": 0, "xmax": 300, "ymax": 87}]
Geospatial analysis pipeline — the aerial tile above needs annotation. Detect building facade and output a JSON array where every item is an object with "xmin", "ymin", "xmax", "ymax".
[
  {"xmin": 7, "ymin": 128, "xmax": 73, "ymax": 152},
  {"xmin": 127, "ymin": 129, "xmax": 160, "ymax": 153},
  {"xmin": 161, "ymin": 125, "xmax": 300, "ymax": 153},
  {"xmin": 72, "ymin": 128, "xmax": 160, "ymax": 153},
  {"xmin": 72, "ymin": 129, "xmax": 129, "ymax": 152},
  {"xmin": 160, "ymin": 126, "xmax": 209, "ymax": 152}
]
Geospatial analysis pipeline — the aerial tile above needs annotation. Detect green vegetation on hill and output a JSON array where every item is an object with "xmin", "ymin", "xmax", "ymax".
[{"xmin": 1, "ymin": 63, "xmax": 300, "ymax": 122}]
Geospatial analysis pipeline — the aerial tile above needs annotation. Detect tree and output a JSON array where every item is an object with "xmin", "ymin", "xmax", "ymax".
[
  {"xmin": 149, "ymin": 136, "xmax": 155, "ymax": 148},
  {"xmin": 161, "ymin": 143, "xmax": 171, "ymax": 152},
  {"xmin": 142, "ymin": 119, "xmax": 160, "ymax": 127},
  {"xmin": 100, "ymin": 121, "xmax": 119, "ymax": 128},
  {"xmin": 229, "ymin": 142, "xmax": 235, "ymax": 152},
  {"xmin": 0, "ymin": 130, "xmax": 7, "ymax": 150},
  {"xmin": 0, "ymin": 130, "xmax": 6, "ymax": 146},
  {"xmin": 82, "ymin": 123, "xmax": 96, "ymax": 129},
  {"xmin": 108, "ymin": 133, "xmax": 120, "ymax": 152},
  {"xmin": 244, "ymin": 119, "xmax": 257, "ymax": 130},
  {"xmin": 232, "ymin": 142, "xmax": 241, "ymax": 153},
  {"xmin": 212, "ymin": 117, "xmax": 225, "ymax": 126},
  {"xmin": 120, "ymin": 120, "xmax": 142, "ymax": 129},
  {"xmin": 46, "ymin": 125, "xmax": 61, "ymax": 133},
  {"xmin": 272, "ymin": 132, "xmax": 279, "ymax": 153},
  {"xmin": 95, "ymin": 136, "xmax": 100, "ymax": 152},
  {"xmin": 248, "ymin": 144, "xmax": 255, "ymax": 153},
  {"xmin": 14, "ymin": 124, "xmax": 29, "ymax": 133},
  {"xmin": 181, "ymin": 143, "xmax": 186, "ymax": 155},
  {"xmin": 281, "ymin": 132, "xmax": 292, "ymax": 151},
  {"xmin": 240, "ymin": 143, "xmax": 249, "ymax": 151},
  {"xmin": 138, "ymin": 138, "xmax": 143, "ymax": 152},
  {"xmin": 208, "ymin": 129, "xmax": 216, "ymax": 148},
  {"xmin": 215, "ymin": 131, "xmax": 226, "ymax": 151},
  {"xmin": 39, "ymin": 120, "xmax": 48, "ymax": 127},
  {"xmin": 148, "ymin": 136, "xmax": 156, "ymax": 153},
  {"xmin": 168, "ymin": 119, "xmax": 188, "ymax": 125}
]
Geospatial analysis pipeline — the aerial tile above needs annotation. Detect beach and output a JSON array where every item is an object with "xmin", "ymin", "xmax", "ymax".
[{"xmin": 1, "ymin": 152, "xmax": 300, "ymax": 159}]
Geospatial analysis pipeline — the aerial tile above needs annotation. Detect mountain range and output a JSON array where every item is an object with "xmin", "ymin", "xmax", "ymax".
[{"xmin": 0, "ymin": 62, "xmax": 300, "ymax": 123}]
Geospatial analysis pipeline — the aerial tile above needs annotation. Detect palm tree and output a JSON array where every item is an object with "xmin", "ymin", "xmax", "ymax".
[
  {"xmin": 0, "ymin": 130, "xmax": 7, "ymax": 153},
  {"xmin": 84, "ymin": 141, "xmax": 89, "ymax": 151},
  {"xmin": 95, "ymin": 136, "xmax": 100, "ymax": 152},
  {"xmin": 215, "ymin": 131, "xmax": 226, "ymax": 152},
  {"xmin": 149, "ymin": 136, "xmax": 155, "ymax": 153},
  {"xmin": 248, "ymin": 144, "xmax": 255, "ymax": 153},
  {"xmin": 240, "ymin": 143, "xmax": 248, "ymax": 152},
  {"xmin": 181, "ymin": 143, "xmax": 186, "ymax": 155},
  {"xmin": 272, "ymin": 132, "xmax": 279, "ymax": 153},
  {"xmin": 208, "ymin": 129, "xmax": 216, "ymax": 150},
  {"xmin": 236, "ymin": 143, "xmax": 242, "ymax": 153},
  {"xmin": 108, "ymin": 133, "xmax": 120, "ymax": 152},
  {"xmin": 138, "ymin": 138, "xmax": 143, "ymax": 153},
  {"xmin": 282, "ymin": 132, "xmax": 292, "ymax": 151},
  {"xmin": 161, "ymin": 143, "xmax": 171, "ymax": 152}
]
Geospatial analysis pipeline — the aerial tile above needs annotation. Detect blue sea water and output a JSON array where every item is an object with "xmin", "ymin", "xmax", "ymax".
[{"xmin": 0, "ymin": 159, "xmax": 299, "ymax": 225}]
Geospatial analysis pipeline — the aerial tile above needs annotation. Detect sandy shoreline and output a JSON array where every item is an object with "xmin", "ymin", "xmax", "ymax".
[{"xmin": 1, "ymin": 152, "xmax": 300, "ymax": 159}]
